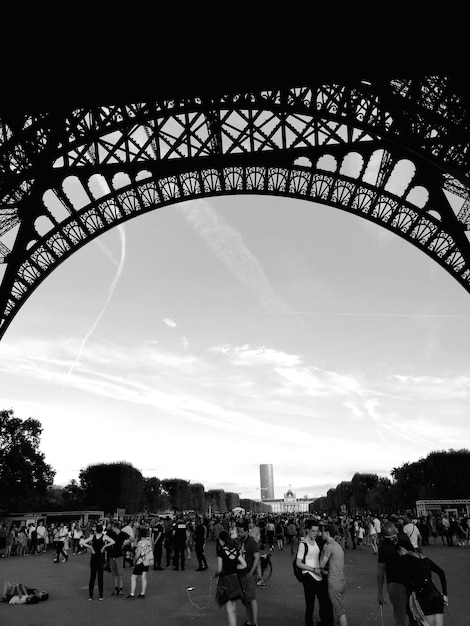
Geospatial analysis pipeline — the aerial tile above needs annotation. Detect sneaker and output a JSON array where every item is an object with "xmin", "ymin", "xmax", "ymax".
[
  {"xmin": 126, "ymin": 594, "xmax": 135, "ymax": 599},
  {"xmin": 137, "ymin": 594, "xmax": 145, "ymax": 599},
  {"xmin": 257, "ymin": 581, "xmax": 267, "ymax": 588},
  {"xmin": 89, "ymin": 597, "xmax": 93, "ymax": 601},
  {"xmin": 118, "ymin": 590, "xmax": 123, "ymax": 597},
  {"xmin": 99, "ymin": 597, "xmax": 104, "ymax": 601}
]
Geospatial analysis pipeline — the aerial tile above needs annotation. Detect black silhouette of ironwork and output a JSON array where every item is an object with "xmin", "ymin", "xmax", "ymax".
[{"xmin": 1, "ymin": 73, "xmax": 470, "ymax": 340}]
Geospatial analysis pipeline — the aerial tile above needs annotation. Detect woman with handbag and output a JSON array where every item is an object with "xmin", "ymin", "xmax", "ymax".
[{"xmin": 213, "ymin": 530, "xmax": 247, "ymax": 626}]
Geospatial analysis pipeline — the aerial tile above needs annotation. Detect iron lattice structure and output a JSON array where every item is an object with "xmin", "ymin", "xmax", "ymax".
[{"xmin": 1, "ymin": 74, "xmax": 470, "ymax": 340}]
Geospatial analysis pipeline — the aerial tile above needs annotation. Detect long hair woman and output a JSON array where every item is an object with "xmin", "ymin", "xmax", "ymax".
[
  {"xmin": 214, "ymin": 530, "xmax": 247, "ymax": 626},
  {"xmin": 397, "ymin": 546, "xmax": 448, "ymax": 626}
]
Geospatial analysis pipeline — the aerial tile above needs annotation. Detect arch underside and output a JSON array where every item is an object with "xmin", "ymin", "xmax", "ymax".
[
  {"xmin": 2, "ymin": 161, "xmax": 470, "ymax": 332},
  {"xmin": 1, "ymin": 78, "xmax": 470, "ymax": 340}
]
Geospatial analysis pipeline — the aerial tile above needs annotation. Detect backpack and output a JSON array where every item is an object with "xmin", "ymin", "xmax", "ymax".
[
  {"xmin": 293, "ymin": 541, "xmax": 308, "ymax": 582},
  {"xmin": 139, "ymin": 540, "xmax": 154, "ymax": 567}
]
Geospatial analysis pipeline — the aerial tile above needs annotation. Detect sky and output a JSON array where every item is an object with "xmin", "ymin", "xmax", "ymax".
[{"xmin": 1, "ymin": 192, "xmax": 469, "ymax": 502}]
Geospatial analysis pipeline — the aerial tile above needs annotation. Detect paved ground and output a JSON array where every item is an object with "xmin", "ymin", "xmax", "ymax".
[{"xmin": 0, "ymin": 542, "xmax": 467, "ymax": 625}]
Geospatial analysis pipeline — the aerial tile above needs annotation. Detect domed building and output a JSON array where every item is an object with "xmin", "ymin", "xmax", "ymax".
[{"xmin": 260, "ymin": 486, "xmax": 314, "ymax": 514}]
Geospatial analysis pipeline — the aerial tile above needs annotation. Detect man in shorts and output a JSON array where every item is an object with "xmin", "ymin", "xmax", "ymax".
[
  {"xmin": 320, "ymin": 524, "xmax": 348, "ymax": 626},
  {"xmin": 237, "ymin": 522, "xmax": 260, "ymax": 626},
  {"xmin": 107, "ymin": 521, "xmax": 129, "ymax": 596}
]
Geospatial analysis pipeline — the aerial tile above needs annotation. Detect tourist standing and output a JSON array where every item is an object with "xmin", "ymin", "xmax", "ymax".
[
  {"xmin": 151, "ymin": 518, "xmax": 164, "ymax": 570},
  {"xmin": 194, "ymin": 517, "xmax": 208, "ymax": 571},
  {"xmin": 214, "ymin": 530, "xmax": 247, "ymax": 626},
  {"xmin": 237, "ymin": 521, "xmax": 261, "ymax": 626},
  {"xmin": 107, "ymin": 521, "xmax": 129, "ymax": 596},
  {"xmin": 127, "ymin": 528, "xmax": 152, "ymax": 599},
  {"xmin": 320, "ymin": 524, "xmax": 348, "ymax": 626},
  {"xmin": 295, "ymin": 519, "xmax": 334, "ymax": 626},
  {"xmin": 80, "ymin": 524, "xmax": 115, "ymax": 600}
]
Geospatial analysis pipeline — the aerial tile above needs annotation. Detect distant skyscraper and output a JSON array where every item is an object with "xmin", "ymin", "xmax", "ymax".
[{"xmin": 259, "ymin": 464, "xmax": 274, "ymax": 499}]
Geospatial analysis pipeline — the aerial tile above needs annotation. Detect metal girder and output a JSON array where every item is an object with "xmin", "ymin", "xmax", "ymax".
[{"xmin": 0, "ymin": 75, "xmax": 470, "ymax": 340}]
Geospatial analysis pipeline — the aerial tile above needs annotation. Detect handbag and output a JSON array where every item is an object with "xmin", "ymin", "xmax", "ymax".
[{"xmin": 215, "ymin": 572, "xmax": 244, "ymax": 605}]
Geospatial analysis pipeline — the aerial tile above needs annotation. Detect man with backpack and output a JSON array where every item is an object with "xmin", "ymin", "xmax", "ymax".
[{"xmin": 295, "ymin": 519, "xmax": 333, "ymax": 626}]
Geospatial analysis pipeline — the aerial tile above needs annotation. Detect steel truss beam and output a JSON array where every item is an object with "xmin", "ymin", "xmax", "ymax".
[{"xmin": 1, "ymin": 76, "xmax": 470, "ymax": 340}]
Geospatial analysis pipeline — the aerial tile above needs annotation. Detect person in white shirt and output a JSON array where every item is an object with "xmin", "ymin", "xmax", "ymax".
[
  {"xmin": 403, "ymin": 513, "xmax": 423, "ymax": 553},
  {"xmin": 296, "ymin": 520, "xmax": 333, "ymax": 626},
  {"xmin": 36, "ymin": 521, "xmax": 47, "ymax": 553}
]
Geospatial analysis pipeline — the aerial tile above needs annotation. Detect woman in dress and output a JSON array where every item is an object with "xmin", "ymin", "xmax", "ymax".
[
  {"xmin": 214, "ymin": 530, "xmax": 247, "ymax": 626},
  {"xmin": 80, "ymin": 524, "xmax": 115, "ymax": 600},
  {"xmin": 397, "ymin": 546, "xmax": 448, "ymax": 626}
]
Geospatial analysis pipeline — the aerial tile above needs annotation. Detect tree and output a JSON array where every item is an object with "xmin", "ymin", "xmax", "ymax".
[
  {"xmin": 188, "ymin": 483, "xmax": 205, "ymax": 513},
  {"xmin": 61, "ymin": 479, "xmax": 86, "ymax": 510},
  {"xmin": 79, "ymin": 462, "xmax": 144, "ymax": 514},
  {"xmin": 206, "ymin": 489, "xmax": 227, "ymax": 513},
  {"xmin": 424, "ymin": 449, "xmax": 470, "ymax": 498},
  {"xmin": 161, "ymin": 478, "xmax": 190, "ymax": 512},
  {"xmin": 350, "ymin": 473, "xmax": 380, "ymax": 511},
  {"xmin": 142, "ymin": 477, "xmax": 170, "ymax": 512},
  {"xmin": 0, "ymin": 409, "xmax": 55, "ymax": 511}
]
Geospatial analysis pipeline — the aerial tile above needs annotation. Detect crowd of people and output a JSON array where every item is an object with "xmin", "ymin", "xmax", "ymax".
[{"xmin": 0, "ymin": 508, "xmax": 462, "ymax": 624}]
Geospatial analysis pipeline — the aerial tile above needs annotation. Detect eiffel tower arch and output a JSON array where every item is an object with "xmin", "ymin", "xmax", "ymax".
[{"xmin": 1, "ymin": 69, "xmax": 470, "ymax": 341}]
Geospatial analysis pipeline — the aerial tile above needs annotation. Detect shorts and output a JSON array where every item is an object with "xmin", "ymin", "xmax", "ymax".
[
  {"xmin": 238, "ymin": 573, "xmax": 256, "ymax": 602},
  {"xmin": 132, "ymin": 563, "xmax": 149, "ymax": 576},
  {"xmin": 110, "ymin": 557, "xmax": 123, "ymax": 577},
  {"xmin": 328, "ymin": 578, "xmax": 346, "ymax": 618}
]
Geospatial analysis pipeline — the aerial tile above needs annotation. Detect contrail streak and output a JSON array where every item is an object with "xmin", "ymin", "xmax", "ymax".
[
  {"xmin": 61, "ymin": 225, "xmax": 126, "ymax": 391},
  {"xmin": 179, "ymin": 199, "xmax": 290, "ymax": 314}
]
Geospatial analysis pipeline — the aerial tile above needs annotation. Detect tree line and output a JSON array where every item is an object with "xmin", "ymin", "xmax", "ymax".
[
  {"xmin": 1, "ymin": 409, "xmax": 469, "ymax": 516},
  {"xmin": 312, "ymin": 449, "xmax": 470, "ymax": 513}
]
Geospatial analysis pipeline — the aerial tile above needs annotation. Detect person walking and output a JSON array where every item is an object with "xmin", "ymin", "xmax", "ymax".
[
  {"xmin": 213, "ymin": 530, "xmax": 247, "ymax": 626},
  {"xmin": 320, "ymin": 524, "xmax": 348, "ymax": 626},
  {"xmin": 377, "ymin": 521, "xmax": 415, "ymax": 626},
  {"xmin": 80, "ymin": 524, "xmax": 115, "ymax": 601},
  {"xmin": 54, "ymin": 522, "xmax": 69, "ymax": 563},
  {"xmin": 398, "ymin": 545, "xmax": 448, "ymax": 626},
  {"xmin": 295, "ymin": 519, "xmax": 334, "ymax": 626},
  {"xmin": 368, "ymin": 516, "xmax": 378, "ymax": 554},
  {"xmin": 403, "ymin": 513, "xmax": 423, "ymax": 553}
]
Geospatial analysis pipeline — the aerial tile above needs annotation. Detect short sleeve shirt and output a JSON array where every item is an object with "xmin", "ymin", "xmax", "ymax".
[{"xmin": 239, "ymin": 536, "xmax": 259, "ymax": 575}]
